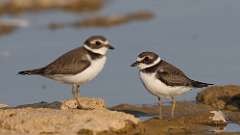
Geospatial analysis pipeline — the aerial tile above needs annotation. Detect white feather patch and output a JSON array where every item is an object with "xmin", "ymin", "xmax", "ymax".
[{"xmin": 140, "ymin": 72, "xmax": 191, "ymax": 98}]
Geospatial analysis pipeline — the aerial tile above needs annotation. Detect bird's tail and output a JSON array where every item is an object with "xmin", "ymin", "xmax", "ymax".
[
  {"xmin": 18, "ymin": 68, "xmax": 44, "ymax": 75},
  {"xmin": 191, "ymin": 80, "xmax": 214, "ymax": 88}
]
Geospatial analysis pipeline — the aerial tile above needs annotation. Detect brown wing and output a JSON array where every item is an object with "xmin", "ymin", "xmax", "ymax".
[
  {"xmin": 156, "ymin": 60, "xmax": 193, "ymax": 87},
  {"xmin": 42, "ymin": 47, "xmax": 91, "ymax": 75}
]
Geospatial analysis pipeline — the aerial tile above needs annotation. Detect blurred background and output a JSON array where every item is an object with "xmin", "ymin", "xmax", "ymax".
[{"xmin": 0, "ymin": 0, "xmax": 240, "ymax": 106}]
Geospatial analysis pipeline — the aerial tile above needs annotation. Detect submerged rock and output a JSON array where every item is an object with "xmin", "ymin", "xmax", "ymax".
[
  {"xmin": 0, "ymin": 18, "xmax": 29, "ymax": 37},
  {"xmin": 0, "ymin": 23, "xmax": 17, "ymax": 37},
  {"xmin": 196, "ymin": 85, "xmax": 240, "ymax": 111}
]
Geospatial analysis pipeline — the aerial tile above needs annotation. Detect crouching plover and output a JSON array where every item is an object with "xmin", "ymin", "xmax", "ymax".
[
  {"xmin": 19, "ymin": 35, "xmax": 114, "ymax": 108},
  {"xmin": 131, "ymin": 51, "xmax": 213, "ymax": 119}
]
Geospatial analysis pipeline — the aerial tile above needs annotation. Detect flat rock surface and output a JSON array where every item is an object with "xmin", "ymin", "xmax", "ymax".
[
  {"xmin": 1, "ymin": 93, "xmax": 240, "ymax": 135},
  {"xmin": 0, "ymin": 101, "xmax": 240, "ymax": 135},
  {"xmin": 0, "ymin": 99, "xmax": 139, "ymax": 135}
]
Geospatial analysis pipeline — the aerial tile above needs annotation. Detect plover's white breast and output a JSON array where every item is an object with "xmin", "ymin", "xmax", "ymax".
[
  {"xmin": 140, "ymin": 72, "xmax": 191, "ymax": 98},
  {"xmin": 50, "ymin": 56, "xmax": 106, "ymax": 84}
]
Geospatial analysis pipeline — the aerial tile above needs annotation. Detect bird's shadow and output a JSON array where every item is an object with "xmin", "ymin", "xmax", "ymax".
[
  {"xmin": 225, "ymin": 94, "xmax": 240, "ymax": 110},
  {"xmin": 12, "ymin": 101, "xmax": 62, "ymax": 109},
  {"xmin": 109, "ymin": 108, "xmax": 152, "ymax": 118}
]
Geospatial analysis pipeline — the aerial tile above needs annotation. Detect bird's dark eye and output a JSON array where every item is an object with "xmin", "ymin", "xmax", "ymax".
[
  {"xmin": 145, "ymin": 57, "xmax": 150, "ymax": 61},
  {"xmin": 95, "ymin": 41, "xmax": 101, "ymax": 45},
  {"xmin": 144, "ymin": 57, "xmax": 151, "ymax": 63}
]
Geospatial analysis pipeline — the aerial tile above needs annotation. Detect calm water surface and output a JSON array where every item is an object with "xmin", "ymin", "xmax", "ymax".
[{"xmin": 0, "ymin": 0, "xmax": 240, "ymax": 106}]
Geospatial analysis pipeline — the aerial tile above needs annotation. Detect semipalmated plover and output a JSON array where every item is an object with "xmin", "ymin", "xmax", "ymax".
[
  {"xmin": 131, "ymin": 51, "xmax": 213, "ymax": 119},
  {"xmin": 19, "ymin": 35, "xmax": 114, "ymax": 108}
]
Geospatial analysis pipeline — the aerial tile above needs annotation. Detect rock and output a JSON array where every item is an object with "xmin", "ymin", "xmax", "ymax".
[
  {"xmin": 15, "ymin": 97, "xmax": 106, "ymax": 110},
  {"xmin": 226, "ymin": 94, "xmax": 240, "ymax": 111},
  {"xmin": 0, "ymin": 103, "xmax": 8, "ymax": 108},
  {"xmin": 1, "ymin": 100, "xmax": 239, "ymax": 135},
  {"xmin": 0, "ymin": 104, "xmax": 139, "ymax": 135},
  {"xmin": 196, "ymin": 85, "xmax": 240, "ymax": 110},
  {"xmin": 226, "ymin": 111, "xmax": 240, "ymax": 123},
  {"xmin": 61, "ymin": 97, "xmax": 106, "ymax": 110},
  {"xmin": 209, "ymin": 111, "xmax": 227, "ymax": 125},
  {"xmin": 112, "ymin": 102, "xmax": 214, "ymax": 123},
  {"xmin": 0, "ymin": 19, "xmax": 29, "ymax": 27},
  {"xmin": 0, "ymin": 18, "xmax": 29, "ymax": 37},
  {"xmin": 0, "ymin": 24, "xmax": 17, "ymax": 37},
  {"xmin": 100, "ymin": 116, "xmax": 214, "ymax": 135},
  {"xmin": 0, "ymin": 0, "xmax": 103, "ymax": 15}
]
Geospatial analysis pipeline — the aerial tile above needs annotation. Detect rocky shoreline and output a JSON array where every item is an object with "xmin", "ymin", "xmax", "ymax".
[
  {"xmin": 0, "ymin": 85, "xmax": 240, "ymax": 135},
  {"xmin": 0, "ymin": 0, "xmax": 103, "ymax": 15}
]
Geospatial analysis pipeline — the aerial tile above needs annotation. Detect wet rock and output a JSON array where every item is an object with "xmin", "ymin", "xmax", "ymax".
[
  {"xmin": 225, "ymin": 111, "xmax": 240, "ymax": 124},
  {"xmin": 99, "ymin": 117, "xmax": 213, "ymax": 135},
  {"xmin": 103, "ymin": 118, "xmax": 239, "ymax": 135},
  {"xmin": 0, "ymin": 102, "xmax": 139, "ymax": 135},
  {"xmin": 0, "ymin": 0, "xmax": 103, "ymax": 15},
  {"xmin": 111, "ymin": 101, "xmax": 213, "ymax": 118},
  {"xmin": 0, "ymin": 18, "xmax": 29, "ymax": 37},
  {"xmin": 196, "ymin": 85, "xmax": 240, "ymax": 110},
  {"xmin": 0, "ymin": 24, "xmax": 17, "ymax": 37},
  {"xmin": 48, "ymin": 10, "xmax": 154, "ymax": 30},
  {"xmin": 111, "ymin": 103, "xmax": 227, "ymax": 125},
  {"xmin": 110, "ymin": 102, "xmax": 240, "ymax": 135}
]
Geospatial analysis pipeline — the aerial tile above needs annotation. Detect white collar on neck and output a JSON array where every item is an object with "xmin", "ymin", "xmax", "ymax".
[
  {"xmin": 84, "ymin": 44, "xmax": 108, "ymax": 55},
  {"xmin": 138, "ymin": 57, "xmax": 161, "ymax": 70}
]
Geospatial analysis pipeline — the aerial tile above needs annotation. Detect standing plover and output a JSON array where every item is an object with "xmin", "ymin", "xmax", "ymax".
[
  {"xmin": 131, "ymin": 51, "xmax": 213, "ymax": 119},
  {"xmin": 19, "ymin": 35, "xmax": 114, "ymax": 108}
]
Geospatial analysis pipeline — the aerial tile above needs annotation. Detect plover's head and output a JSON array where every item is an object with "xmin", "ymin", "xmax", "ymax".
[
  {"xmin": 131, "ymin": 51, "xmax": 161, "ymax": 70},
  {"xmin": 84, "ymin": 35, "xmax": 114, "ymax": 55}
]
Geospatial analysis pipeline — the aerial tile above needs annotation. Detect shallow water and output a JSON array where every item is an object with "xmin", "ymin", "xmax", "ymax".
[
  {"xmin": 139, "ymin": 116, "xmax": 240, "ymax": 133},
  {"xmin": 209, "ymin": 123, "xmax": 240, "ymax": 133},
  {"xmin": 0, "ymin": 0, "xmax": 240, "ymax": 107},
  {"xmin": 224, "ymin": 123, "xmax": 240, "ymax": 132}
]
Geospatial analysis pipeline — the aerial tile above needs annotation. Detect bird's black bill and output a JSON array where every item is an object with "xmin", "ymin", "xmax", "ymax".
[
  {"xmin": 131, "ymin": 61, "xmax": 138, "ymax": 67},
  {"xmin": 106, "ymin": 44, "xmax": 114, "ymax": 50}
]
